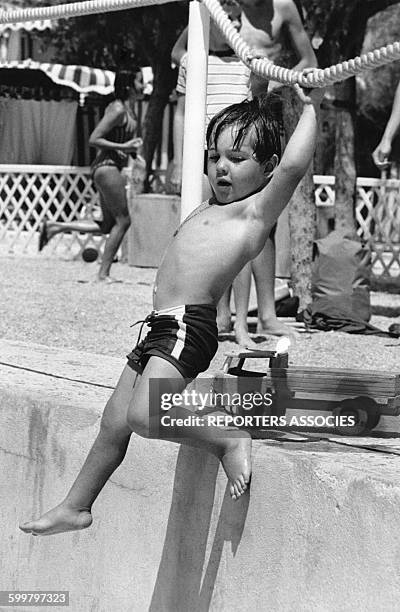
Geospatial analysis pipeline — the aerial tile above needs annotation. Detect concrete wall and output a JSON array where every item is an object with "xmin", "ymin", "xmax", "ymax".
[{"xmin": 2, "ymin": 339, "xmax": 400, "ymax": 612}]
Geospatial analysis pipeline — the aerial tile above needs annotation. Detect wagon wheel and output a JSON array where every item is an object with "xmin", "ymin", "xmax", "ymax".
[
  {"xmin": 365, "ymin": 406, "xmax": 381, "ymax": 430},
  {"xmin": 332, "ymin": 397, "xmax": 380, "ymax": 436}
]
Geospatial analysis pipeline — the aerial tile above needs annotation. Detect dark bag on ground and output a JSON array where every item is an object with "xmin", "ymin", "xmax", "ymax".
[
  {"xmin": 276, "ymin": 295, "xmax": 299, "ymax": 317},
  {"xmin": 301, "ymin": 230, "xmax": 395, "ymax": 336}
]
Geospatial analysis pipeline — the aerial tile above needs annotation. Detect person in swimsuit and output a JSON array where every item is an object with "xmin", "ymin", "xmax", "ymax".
[
  {"xmin": 20, "ymin": 77, "xmax": 323, "ymax": 536},
  {"xmin": 38, "ymin": 69, "xmax": 144, "ymax": 283}
]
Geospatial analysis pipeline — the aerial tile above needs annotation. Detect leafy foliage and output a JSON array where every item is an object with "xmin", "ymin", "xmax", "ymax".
[
  {"xmin": 38, "ymin": 2, "xmax": 187, "ymax": 71},
  {"xmin": 34, "ymin": 0, "xmax": 400, "ymax": 180},
  {"xmin": 36, "ymin": 1, "xmax": 187, "ymax": 185},
  {"xmin": 299, "ymin": 0, "xmax": 400, "ymax": 176},
  {"xmin": 301, "ymin": 0, "xmax": 400, "ymax": 65}
]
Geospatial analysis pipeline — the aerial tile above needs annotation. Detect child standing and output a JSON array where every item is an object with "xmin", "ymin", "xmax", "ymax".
[{"xmin": 20, "ymin": 79, "xmax": 323, "ymax": 536}]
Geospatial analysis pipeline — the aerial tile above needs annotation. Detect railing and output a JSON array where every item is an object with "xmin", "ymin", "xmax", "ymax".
[
  {"xmin": 0, "ymin": 164, "xmax": 105, "ymax": 258},
  {"xmin": 314, "ymin": 175, "xmax": 400, "ymax": 278},
  {"xmin": 0, "ymin": 166, "xmax": 399, "ymax": 278}
]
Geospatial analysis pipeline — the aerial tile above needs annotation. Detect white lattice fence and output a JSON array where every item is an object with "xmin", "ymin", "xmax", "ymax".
[
  {"xmin": 0, "ymin": 164, "xmax": 105, "ymax": 257},
  {"xmin": 1, "ymin": 167, "xmax": 399, "ymax": 278},
  {"xmin": 314, "ymin": 175, "xmax": 400, "ymax": 278}
]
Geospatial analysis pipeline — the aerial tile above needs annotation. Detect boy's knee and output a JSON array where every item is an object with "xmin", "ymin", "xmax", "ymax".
[{"xmin": 127, "ymin": 407, "xmax": 149, "ymax": 438}]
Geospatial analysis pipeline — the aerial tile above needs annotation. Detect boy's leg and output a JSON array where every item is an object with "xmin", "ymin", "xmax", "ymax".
[
  {"xmin": 125, "ymin": 356, "xmax": 252, "ymax": 501},
  {"xmin": 232, "ymin": 263, "xmax": 258, "ymax": 349},
  {"xmin": 20, "ymin": 357, "xmax": 251, "ymax": 536},
  {"xmin": 20, "ymin": 364, "xmax": 139, "ymax": 536},
  {"xmin": 253, "ymin": 237, "xmax": 294, "ymax": 337},
  {"xmin": 216, "ymin": 287, "xmax": 233, "ymax": 334}
]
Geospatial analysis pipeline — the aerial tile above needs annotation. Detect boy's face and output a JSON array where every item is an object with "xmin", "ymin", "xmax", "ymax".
[{"xmin": 207, "ymin": 127, "xmax": 269, "ymax": 204}]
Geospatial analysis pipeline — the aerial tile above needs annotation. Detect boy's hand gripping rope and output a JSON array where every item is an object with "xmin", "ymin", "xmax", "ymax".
[{"xmin": 1, "ymin": 0, "xmax": 400, "ymax": 88}]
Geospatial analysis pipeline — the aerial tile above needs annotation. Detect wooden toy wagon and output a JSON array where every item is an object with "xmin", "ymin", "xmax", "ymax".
[{"xmin": 211, "ymin": 350, "xmax": 400, "ymax": 436}]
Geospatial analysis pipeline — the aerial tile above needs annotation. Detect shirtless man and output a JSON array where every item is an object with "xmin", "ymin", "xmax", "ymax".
[
  {"xmin": 20, "ymin": 79, "xmax": 323, "ymax": 536},
  {"xmin": 240, "ymin": 0, "xmax": 316, "ymax": 95}
]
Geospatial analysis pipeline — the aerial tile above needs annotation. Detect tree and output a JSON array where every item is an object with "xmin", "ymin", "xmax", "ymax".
[
  {"xmin": 357, "ymin": 4, "xmax": 400, "ymax": 177},
  {"xmin": 281, "ymin": 86, "xmax": 317, "ymax": 309},
  {"xmin": 39, "ymin": 2, "xmax": 187, "ymax": 186},
  {"xmin": 301, "ymin": 0, "xmax": 400, "ymax": 233},
  {"xmin": 281, "ymin": 0, "xmax": 400, "ymax": 306}
]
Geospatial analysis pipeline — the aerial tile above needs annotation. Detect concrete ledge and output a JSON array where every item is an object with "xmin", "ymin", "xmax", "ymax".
[{"xmin": 2, "ymin": 339, "xmax": 400, "ymax": 611}]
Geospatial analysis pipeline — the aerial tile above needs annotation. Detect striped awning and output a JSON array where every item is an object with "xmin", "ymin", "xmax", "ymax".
[
  {"xmin": 0, "ymin": 18, "xmax": 52, "ymax": 33},
  {"xmin": 0, "ymin": 59, "xmax": 115, "ymax": 95},
  {"xmin": 0, "ymin": 3, "xmax": 53, "ymax": 33}
]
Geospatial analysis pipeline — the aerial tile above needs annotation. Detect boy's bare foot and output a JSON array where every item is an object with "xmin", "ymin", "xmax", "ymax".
[
  {"xmin": 257, "ymin": 317, "xmax": 298, "ymax": 339},
  {"xmin": 19, "ymin": 503, "xmax": 92, "ymax": 536},
  {"xmin": 234, "ymin": 326, "xmax": 259, "ymax": 349},
  {"xmin": 219, "ymin": 434, "xmax": 252, "ymax": 501}
]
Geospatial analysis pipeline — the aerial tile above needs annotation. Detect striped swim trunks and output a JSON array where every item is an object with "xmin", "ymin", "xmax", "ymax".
[{"xmin": 126, "ymin": 304, "xmax": 218, "ymax": 379}]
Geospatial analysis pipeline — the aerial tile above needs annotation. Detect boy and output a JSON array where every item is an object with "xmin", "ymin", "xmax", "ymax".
[
  {"xmin": 169, "ymin": 0, "xmax": 317, "ymax": 346},
  {"xmin": 20, "ymin": 80, "xmax": 323, "ymax": 536}
]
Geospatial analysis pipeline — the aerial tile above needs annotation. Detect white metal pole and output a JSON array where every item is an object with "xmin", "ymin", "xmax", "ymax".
[{"xmin": 180, "ymin": 0, "xmax": 210, "ymax": 221}]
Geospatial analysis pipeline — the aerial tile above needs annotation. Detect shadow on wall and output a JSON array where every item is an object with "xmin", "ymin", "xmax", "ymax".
[{"xmin": 149, "ymin": 445, "xmax": 250, "ymax": 611}]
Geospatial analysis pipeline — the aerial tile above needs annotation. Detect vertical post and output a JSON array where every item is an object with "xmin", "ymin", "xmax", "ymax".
[{"xmin": 180, "ymin": 0, "xmax": 210, "ymax": 221}]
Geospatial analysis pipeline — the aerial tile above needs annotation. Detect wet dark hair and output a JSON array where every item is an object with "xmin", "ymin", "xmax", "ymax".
[
  {"xmin": 114, "ymin": 68, "xmax": 141, "ymax": 101},
  {"xmin": 206, "ymin": 95, "xmax": 281, "ymax": 164}
]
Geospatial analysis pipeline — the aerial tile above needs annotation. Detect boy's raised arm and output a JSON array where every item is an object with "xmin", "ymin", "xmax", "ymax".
[{"xmin": 254, "ymin": 83, "xmax": 324, "ymax": 227}]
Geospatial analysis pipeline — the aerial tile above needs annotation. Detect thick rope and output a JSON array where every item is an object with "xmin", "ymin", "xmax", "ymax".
[
  {"xmin": 0, "ymin": 0, "xmax": 172, "ymax": 24},
  {"xmin": 2, "ymin": 0, "xmax": 400, "ymax": 87},
  {"xmin": 202, "ymin": 0, "xmax": 400, "ymax": 87}
]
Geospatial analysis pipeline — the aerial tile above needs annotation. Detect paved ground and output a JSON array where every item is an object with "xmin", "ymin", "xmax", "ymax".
[
  {"xmin": 2, "ymin": 254, "xmax": 400, "ymax": 374},
  {"xmin": 2, "ymin": 252, "xmax": 400, "ymax": 441}
]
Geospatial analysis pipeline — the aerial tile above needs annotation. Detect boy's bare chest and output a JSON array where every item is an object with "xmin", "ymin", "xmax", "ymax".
[
  {"xmin": 176, "ymin": 203, "xmax": 244, "ymax": 240},
  {"xmin": 172, "ymin": 204, "xmax": 261, "ymax": 263}
]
